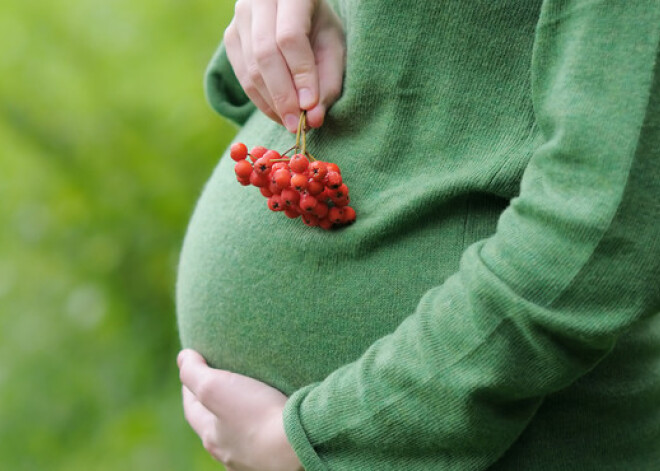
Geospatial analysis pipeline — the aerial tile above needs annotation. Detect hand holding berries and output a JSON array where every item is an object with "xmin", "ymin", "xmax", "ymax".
[{"xmin": 231, "ymin": 112, "xmax": 356, "ymax": 230}]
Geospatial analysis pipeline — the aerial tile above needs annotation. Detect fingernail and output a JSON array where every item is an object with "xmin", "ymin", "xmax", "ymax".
[
  {"xmin": 309, "ymin": 104, "xmax": 326, "ymax": 128},
  {"xmin": 284, "ymin": 114, "xmax": 299, "ymax": 133},
  {"xmin": 299, "ymin": 88, "xmax": 314, "ymax": 109}
]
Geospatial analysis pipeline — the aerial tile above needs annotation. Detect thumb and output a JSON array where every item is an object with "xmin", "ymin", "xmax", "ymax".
[
  {"xmin": 177, "ymin": 349, "xmax": 238, "ymax": 416},
  {"xmin": 306, "ymin": 26, "xmax": 345, "ymax": 128},
  {"xmin": 177, "ymin": 349, "xmax": 217, "ymax": 400},
  {"xmin": 177, "ymin": 348, "xmax": 206, "ymax": 369}
]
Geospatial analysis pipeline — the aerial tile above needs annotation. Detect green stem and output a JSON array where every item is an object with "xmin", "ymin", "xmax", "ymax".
[
  {"xmin": 301, "ymin": 111, "xmax": 307, "ymax": 156},
  {"xmin": 280, "ymin": 145, "xmax": 297, "ymax": 157},
  {"xmin": 294, "ymin": 111, "xmax": 304, "ymax": 153}
]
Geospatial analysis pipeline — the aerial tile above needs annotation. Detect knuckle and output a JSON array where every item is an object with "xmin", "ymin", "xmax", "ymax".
[
  {"xmin": 234, "ymin": 0, "xmax": 249, "ymax": 17},
  {"xmin": 223, "ymin": 23, "xmax": 237, "ymax": 45},
  {"xmin": 221, "ymin": 452, "xmax": 235, "ymax": 468},
  {"xmin": 253, "ymin": 40, "xmax": 277, "ymax": 65},
  {"xmin": 243, "ymin": 81, "xmax": 259, "ymax": 100},
  {"xmin": 246, "ymin": 63, "xmax": 262, "ymax": 87},
  {"xmin": 204, "ymin": 437, "xmax": 231, "ymax": 465},
  {"xmin": 276, "ymin": 27, "xmax": 304, "ymax": 50},
  {"xmin": 201, "ymin": 433, "xmax": 217, "ymax": 456},
  {"xmin": 270, "ymin": 91, "xmax": 291, "ymax": 108},
  {"xmin": 195, "ymin": 376, "xmax": 216, "ymax": 404},
  {"xmin": 291, "ymin": 62, "xmax": 315, "ymax": 83}
]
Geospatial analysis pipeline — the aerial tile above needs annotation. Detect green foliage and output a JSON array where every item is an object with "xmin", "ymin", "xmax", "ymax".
[{"xmin": 0, "ymin": 0, "xmax": 236, "ymax": 469}]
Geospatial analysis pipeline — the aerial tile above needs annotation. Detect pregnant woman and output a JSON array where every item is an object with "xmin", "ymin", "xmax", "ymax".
[{"xmin": 176, "ymin": 1, "xmax": 660, "ymax": 470}]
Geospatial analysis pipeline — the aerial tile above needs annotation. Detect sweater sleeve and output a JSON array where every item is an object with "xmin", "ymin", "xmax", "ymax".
[
  {"xmin": 204, "ymin": 42, "xmax": 255, "ymax": 126},
  {"xmin": 283, "ymin": 1, "xmax": 660, "ymax": 470}
]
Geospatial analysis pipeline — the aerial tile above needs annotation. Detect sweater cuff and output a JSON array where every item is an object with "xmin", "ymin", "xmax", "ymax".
[
  {"xmin": 203, "ymin": 42, "xmax": 255, "ymax": 126},
  {"xmin": 283, "ymin": 384, "xmax": 328, "ymax": 471}
]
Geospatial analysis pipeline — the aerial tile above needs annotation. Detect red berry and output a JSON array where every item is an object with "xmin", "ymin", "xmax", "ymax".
[
  {"xmin": 318, "ymin": 187, "xmax": 332, "ymax": 203},
  {"xmin": 232, "ymin": 144, "xmax": 355, "ymax": 228},
  {"xmin": 299, "ymin": 194, "xmax": 318, "ymax": 212},
  {"xmin": 284, "ymin": 207, "xmax": 300, "ymax": 219},
  {"xmin": 326, "ymin": 162, "xmax": 341, "ymax": 174},
  {"xmin": 301, "ymin": 214, "xmax": 319, "ymax": 227},
  {"xmin": 332, "ymin": 194, "xmax": 350, "ymax": 207},
  {"xmin": 325, "ymin": 171, "xmax": 342, "ymax": 189},
  {"xmin": 271, "ymin": 161, "xmax": 288, "ymax": 172},
  {"xmin": 234, "ymin": 159, "xmax": 253, "ymax": 179},
  {"xmin": 250, "ymin": 146, "xmax": 268, "ymax": 161},
  {"xmin": 250, "ymin": 171, "xmax": 270, "ymax": 187},
  {"xmin": 291, "ymin": 173, "xmax": 308, "ymax": 191},
  {"xmin": 263, "ymin": 149, "xmax": 281, "ymax": 163},
  {"xmin": 319, "ymin": 217, "xmax": 334, "ymax": 230},
  {"xmin": 273, "ymin": 168, "xmax": 292, "ymax": 189},
  {"xmin": 329, "ymin": 206, "xmax": 344, "ymax": 224},
  {"xmin": 289, "ymin": 154, "xmax": 309, "ymax": 173},
  {"xmin": 342, "ymin": 206, "xmax": 356, "ymax": 223},
  {"xmin": 307, "ymin": 180, "xmax": 324, "ymax": 196},
  {"xmin": 280, "ymin": 188, "xmax": 300, "ymax": 207},
  {"xmin": 313, "ymin": 201, "xmax": 329, "ymax": 219},
  {"xmin": 330, "ymin": 184, "xmax": 350, "ymax": 206},
  {"xmin": 309, "ymin": 161, "xmax": 328, "ymax": 181},
  {"xmin": 330, "ymin": 183, "xmax": 349, "ymax": 199},
  {"xmin": 268, "ymin": 181, "xmax": 282, "ymax": 195},
  {"xmin": 267, "ymin": 195, "xmax": 284, "ymax": 211},
  {"xmin": 253, "ymin": 156, "xmax": 272, "ymax": 175},
  {"xmin": 230, "ymin": 142, "xmax": 248, "ymax": 161}
]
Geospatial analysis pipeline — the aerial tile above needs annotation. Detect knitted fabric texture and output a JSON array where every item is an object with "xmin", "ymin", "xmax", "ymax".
[{"xmin": 177, "ymin": 0, "xmax": 660, "ymax": 469}]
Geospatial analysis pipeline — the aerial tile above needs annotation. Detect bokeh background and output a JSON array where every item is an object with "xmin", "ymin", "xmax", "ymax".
[{"xmin": 0, "ymin": 1, "xmax": 237, "ymax": 469}]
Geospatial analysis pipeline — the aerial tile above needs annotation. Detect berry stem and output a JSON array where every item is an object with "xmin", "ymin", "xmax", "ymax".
[
  {"xmin": 280, "ymin": 145, "xmax": 297, "ymax": 157},
  {"xmin": 301, "ymin": 111, "xmax": 307, "ymax": 157},
  {"xmin": 295, "ymin": 111, "xmax": 304, "ymax": 153}
]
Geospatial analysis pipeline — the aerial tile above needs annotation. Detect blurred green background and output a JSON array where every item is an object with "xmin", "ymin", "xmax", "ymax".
[{"xmin": 0, "ymin": 1, "xmax": 237, "ymax": 469}]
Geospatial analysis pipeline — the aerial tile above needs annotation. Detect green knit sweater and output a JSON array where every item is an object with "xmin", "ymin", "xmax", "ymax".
[{"xmin": 177, "ymin": 1, "xmax": 660, "ymax": 469}]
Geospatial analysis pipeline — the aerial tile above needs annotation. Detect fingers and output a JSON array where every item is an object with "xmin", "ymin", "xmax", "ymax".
[
  {"xmin": 182, "ymin": 385, "xmax": 215, "ymax": 442},
  {"xmin": 225, "ymin": 0, "xmax": 345, "ymax": 132},
  {"xmin": 225, "ymin": 20, "xmax": 280, "ymax": 123},
  {"xmin": 182, "ymin": 386, "xmax": 231, "ymax": 465},
  {"xmin": 251, "ymin": 0, "xmax": 301, "ymax": 132},
  {"xmin": 226, "ymin": 0, "xmax": 306, "ymax": 132},
  {"xmin": 276, "ymin": 0, "xmax": 319, "ymax": 110},
  {"xmin": 178, "ymin": 349, "xmax": 233, "ymax": 416},
  {"xmin": 307, "ymin": 23, "xmax": 345, "ymax": 128},
  {"xmin": 225, "ymin": 7, "xmax": 282, "ymax": 124}
]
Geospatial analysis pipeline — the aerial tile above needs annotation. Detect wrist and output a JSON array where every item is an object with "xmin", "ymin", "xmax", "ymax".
[{"xmin": 265, "ymin": 406, "xmax": 304, "ymax": 471}]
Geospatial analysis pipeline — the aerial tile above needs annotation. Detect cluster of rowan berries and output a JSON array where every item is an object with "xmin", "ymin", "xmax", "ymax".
[{"xmin": 230, "ymin": 142, "xmax": 356, "ymax": 230}]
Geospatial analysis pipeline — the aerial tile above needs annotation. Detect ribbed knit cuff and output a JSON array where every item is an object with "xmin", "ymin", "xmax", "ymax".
[
  {"xmin": 283, "ymin": 384, "xmax": 329, "ymax": 471},
  {"xmin": 204, "ymin": 42, "xmax": 255, "ymax": 126}
]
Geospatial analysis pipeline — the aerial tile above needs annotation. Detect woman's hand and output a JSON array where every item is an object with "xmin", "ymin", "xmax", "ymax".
[
  {"xmin": 223, "ymin": 0, "xmax": 345, "ymax": 132},
  {"xmin": 177, "ymin": 349, "xmax": 303, "ymax": 471}
]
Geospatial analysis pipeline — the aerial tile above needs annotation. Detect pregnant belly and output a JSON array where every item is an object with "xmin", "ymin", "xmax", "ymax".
[
  {"xmin": 176, "ymin": 147, "xmax": 489, "ymax": 395},
  {"xmin": 176, "ymin": 158, "xmax": 400, "ymax": 394}
]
